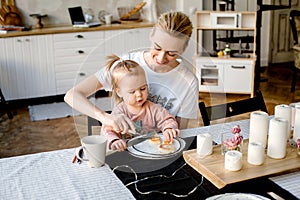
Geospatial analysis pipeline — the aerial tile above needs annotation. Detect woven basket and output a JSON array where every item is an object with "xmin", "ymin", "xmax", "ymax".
[{"xmin": 117, "ymin": 7, "xmax": 141, "ymax": 20}]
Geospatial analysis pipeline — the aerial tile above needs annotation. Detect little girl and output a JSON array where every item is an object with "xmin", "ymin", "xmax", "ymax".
[{"xmin": 102, "ymin": 55, "xmax": 180, "ymax": 151}]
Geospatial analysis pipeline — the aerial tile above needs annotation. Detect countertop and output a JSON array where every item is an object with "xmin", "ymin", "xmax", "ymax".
[{"xmin": 0, "ymin": 21, "xmax": 154, "ymax": 38}]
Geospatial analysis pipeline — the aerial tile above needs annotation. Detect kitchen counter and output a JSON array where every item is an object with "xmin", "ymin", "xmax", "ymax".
[
  {"xmin": 1, "ymin": 21, "xmax": 153, "ymax": 101},
  {"xmin": 0, "ymin": 21, "xmax": 154, "ymax": 38}
]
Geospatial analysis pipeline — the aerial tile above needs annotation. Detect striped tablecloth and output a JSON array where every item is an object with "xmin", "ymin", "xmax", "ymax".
[
  {"xmin": 269, "ymin": 171, "xmax": 300, "ymax": 198},
  {"xmin": 0, "ymin": 148, "xmax": 135, "ymax": 200},
  {"xmin": 181, "ymin": 118, "xmax": 250, "ymax": 143}
]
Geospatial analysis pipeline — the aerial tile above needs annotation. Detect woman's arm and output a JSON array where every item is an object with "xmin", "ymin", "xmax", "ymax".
[{"xmin": 64, "ymin": 74, "xmax": 135, "ymax": 132}]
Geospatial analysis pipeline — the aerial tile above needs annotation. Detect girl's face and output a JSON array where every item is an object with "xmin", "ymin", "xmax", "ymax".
[
  {"xmin": 116, "ymin": 72, "xmax": 148, "ymax": 109},
  {"xmin": 149, "ymin": 28, "xmax": 187, "ymax": 67}
]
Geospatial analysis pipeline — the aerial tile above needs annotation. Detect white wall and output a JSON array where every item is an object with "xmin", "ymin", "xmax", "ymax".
[
  {"xmin": 15, "ymin": 0, "xmax": 178, "ymax": 27},
  {"xmin": 176, "ymin": 0, "xmax": 203, "ymax": 68},
  {"xmin": 14, "ymin": 0, "xmax": 272, "ymax": 66}
]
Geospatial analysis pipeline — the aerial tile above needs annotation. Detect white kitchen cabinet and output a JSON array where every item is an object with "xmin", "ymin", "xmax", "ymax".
[
  {"xmin": 0, "ymin": 35, "xmax": 55, "ymax": 100},
  {"xmin": 53, "ymin": 31, "xmax": 105, "ymax": 94},
  {"xmin": 0, "ymin": 27, "xmax": 153, "ymax": 100},
  {"xmin": 223, "ymin": 60, "xmax": 254, "ymax": 94},
  {"xmin": 53, "ymin": 29, "xmax": 150, "ymax": 94},
  {"xmin": 195, "ymin": 57, "xmax": 255, "ymax": 96}
]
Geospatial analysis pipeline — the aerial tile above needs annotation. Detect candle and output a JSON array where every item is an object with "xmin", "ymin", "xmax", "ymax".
[
  {"xmin": 293, "ymin": 103, "xmax": 300, "ymax": 142},
  {"xmin": 224, "ymin": 150, "xmax": 242, "ymax": 171},
  {"xmin": 289, "ymin": 102, "xmax": 299, "ymax": 129},
  {"xmin": 267, "ymin": 117, "xmax": 288, "ymax": 159},
  {"xmin": 247, "ymin": 142, "xmax": 265, "ymax": 165},
  {"xmin": 197, "ymin": 133, "xmax": 213, "ymax": 157},
  {"xmin": 275, "ymin": 104, "xmax": 291, "ymax": 140},
  {"xmin": 249, "ymin": 111, "xmax": 269, "ymax": 147}
]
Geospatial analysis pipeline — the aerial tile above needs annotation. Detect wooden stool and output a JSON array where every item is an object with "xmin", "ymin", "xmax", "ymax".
[{"xmin": 0, "ymin": 88, "xmax": 13, "ymax": 119}]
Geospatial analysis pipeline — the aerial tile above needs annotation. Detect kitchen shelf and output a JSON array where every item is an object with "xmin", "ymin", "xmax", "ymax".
[
  {"xmin": 195, "ymin": 11, "xmax": 256, "ymax": 55},
  {"xmin": 216, "ymin": 35, "xmax": 254, "ymax": 43},
  {"xmin": 194, "ymin": 11, "xmax": 256, "ymax": 96}
]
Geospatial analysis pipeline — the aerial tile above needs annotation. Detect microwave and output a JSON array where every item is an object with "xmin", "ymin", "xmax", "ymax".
[{"xmin": 210, "ymin": 13, "xmax": 242, "ymax": 29}]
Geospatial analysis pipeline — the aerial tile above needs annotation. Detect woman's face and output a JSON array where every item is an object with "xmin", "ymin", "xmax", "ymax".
[{"xmin": 149, "ymin": 28, "xmax": 187, "ymax": 68}]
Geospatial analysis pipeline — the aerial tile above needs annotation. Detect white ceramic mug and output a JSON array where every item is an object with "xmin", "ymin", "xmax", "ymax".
[
  {"xmin": 104, "ymin": 14, "xmax": 112, "ymax": 25},
  {"xmin": 77, "ymin": 135, "xmax": 107, "ymax": 168}
]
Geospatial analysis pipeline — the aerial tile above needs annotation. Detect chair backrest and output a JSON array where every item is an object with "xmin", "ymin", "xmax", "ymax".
[
  {"xmin": 86, "ymin": 96, "xmax": 112, "ymax": 135},
  {"xmin": 289, "ymin": 10, "xmax": 300, "ymax": 45},
  {"xmin": 87, "ymin": 111, "xmax": 111, "ymax": 136},
  {"xmin": 199, "ymin": 90, "xmax": 268, "ymax": 126}
]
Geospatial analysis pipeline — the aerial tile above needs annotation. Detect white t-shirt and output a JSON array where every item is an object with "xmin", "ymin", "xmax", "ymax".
[{"xmin": 94, "ymin": 51, "xmax": 199, "ymax": 119}]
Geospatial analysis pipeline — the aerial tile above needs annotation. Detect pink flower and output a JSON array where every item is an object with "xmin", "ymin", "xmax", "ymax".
[
  {"xmin": 297, "ymin": 139, "xmax": 300, "ymax": 148},
  {"xmin": 232, "ymin": 125, "xmax": 241, "ymax": 134},
  {"xmin": 223, "ymin": 125, "xmax": 243, "ymax": 150}
]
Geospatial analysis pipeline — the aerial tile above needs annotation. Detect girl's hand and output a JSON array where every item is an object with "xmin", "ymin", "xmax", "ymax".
[
  {"xmin": 111, "ymin": 139, "xmax": 127, "ymax": 151},
  {"xmin": 163, "ymin": 128, "xmax": 180, "ymax": 142},
  {"xmin": 101, "ymin": 113, "xmax": 136, "ymax": 134}
]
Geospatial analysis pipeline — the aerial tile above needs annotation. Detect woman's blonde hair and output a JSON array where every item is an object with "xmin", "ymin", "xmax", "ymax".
[
  {"xmin": 106, "ymin": 54, "xmax": 145, "ymax": 104},
  {"xmin": 155, "ymin": 11, "xmax": 193, "ymax": 39}
]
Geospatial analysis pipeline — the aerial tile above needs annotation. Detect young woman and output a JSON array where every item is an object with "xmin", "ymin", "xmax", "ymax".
[
  {"xmin": 102, "ymin": 55, "xmax": 179, "ymax": 151},
  {"xmin": 64, "ymin": 11, "xmax": 199, "ymax": 134}
]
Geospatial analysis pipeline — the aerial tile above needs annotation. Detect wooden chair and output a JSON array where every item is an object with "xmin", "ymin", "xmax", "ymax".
[
  {"xmin": 289, "ymin": 10, "xmax": 300, "ymax": 92},
  {"xmin": 199, "ymin": 90, "xmax": 268, "ymax": 126},
  {"xmin": 0, "ymin": 88, "xmax": 13, "ymax": 119},
  {"xmin": 87, "ymin": 111, "xmax": 111, "ymax": 136},
  {"xmin": 86, "ymin": 94, "xmax": 112, "ymax": 135}
]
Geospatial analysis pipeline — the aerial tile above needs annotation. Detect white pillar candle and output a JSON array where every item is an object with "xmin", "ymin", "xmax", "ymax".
[
  {"xmin": 247, "ymin": 142, "xmax": 265, "ymax": 165},
  {"xmin": 289, "ymin": 102, "xmax": 299, "ymax": 129},
  {"xmin": 267, "ymin": 117, "xmax": 288, "ymax": 159},
  {"xmin": 293, "ymin": 103, "xmax": 300, "ymax": 142},
  {"xmin": 249, "ymin": 111, "xmax": 269, "ymax": 147},
  {"xmin": 224, "ymin": 150, "xmax": 242, "ymax": 171},
  {"xmin": 197, "ymin": 133, "xmax": 213, "ymax": 156},
  {"xmin": 275, "ymin": 104, "xmax": 291, "ymax": 140}
]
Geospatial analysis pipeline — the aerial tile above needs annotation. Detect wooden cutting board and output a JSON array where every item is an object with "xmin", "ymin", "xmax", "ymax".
[
  {"xmin": 183, "ymin": 140, "xmax": 300, "ymax": 189},
  {"xmin": 0, "ymin": 0, "xmax": 23, "ymax": 26}
]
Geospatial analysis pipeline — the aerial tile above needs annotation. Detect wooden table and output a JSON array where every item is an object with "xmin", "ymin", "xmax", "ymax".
[{"xmin": 183, "ymin": 140, "xmax": 300, "ymax": 189}]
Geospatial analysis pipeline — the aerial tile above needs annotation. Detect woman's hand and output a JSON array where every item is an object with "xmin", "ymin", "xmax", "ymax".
[
  {"xmin": 162, "ymin": 128, "xmax": 180, "ymax": 142},
  {"xmin": 101, "ymin": 112, "xmax": 136, "ymax": 134},
  {"xmin": 111, "ymin": 139, "xmax": 127, "ymax": 151}
]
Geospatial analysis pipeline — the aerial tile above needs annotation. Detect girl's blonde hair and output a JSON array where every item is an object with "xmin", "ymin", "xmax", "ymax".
[
  {"xmin": 155, "ymin": 11, "xmax": 193, "ymax": 39},
  {"xmin": 106, "ymin": 54, "xmax": 145, "ymax": 104}
]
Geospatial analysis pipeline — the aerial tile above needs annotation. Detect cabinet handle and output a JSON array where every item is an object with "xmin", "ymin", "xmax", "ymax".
[
  {"xmin": 75, "ymin": 35, "xmax": 84, "ymax": 38},
  {"xmin": 78, "ymin": 72, "xmax": 86, "ymax": 76},
  {"xmin": 203, "ymin": 65, "xmax": 217, "ymax": 68},
  {"xmin": 77, "ymin": 50, "xmax": 85, "ymax": 54},
  {"xmin": 16, "ymin": 39, "xmax": 22, "ymax": 42},
  {"xmin": 25, "ymin": 38, "xmax": 30, "ymax": 42},
  {"xmin": 231, "ymin": 65, "xmax": 246, "ymax": 69}
]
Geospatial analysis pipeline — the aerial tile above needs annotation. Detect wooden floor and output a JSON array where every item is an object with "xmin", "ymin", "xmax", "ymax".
[{"xmin": 1, "ymin": 64, "xmax": 300, "ymax": 158}]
